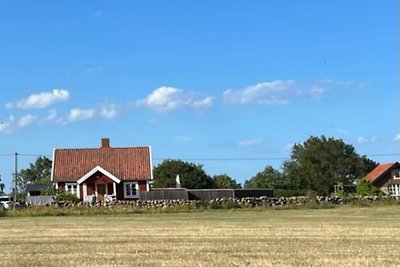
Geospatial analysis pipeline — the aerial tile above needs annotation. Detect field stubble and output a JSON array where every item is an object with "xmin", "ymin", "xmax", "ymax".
[{"xmin": 0, "ymin": 205, "xmax": 398, "ymax": 267}]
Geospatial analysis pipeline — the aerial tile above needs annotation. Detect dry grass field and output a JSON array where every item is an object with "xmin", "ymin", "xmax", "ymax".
[{"xmin": 0, "ymin": 205, "xmax": 398, "ymax": 267}]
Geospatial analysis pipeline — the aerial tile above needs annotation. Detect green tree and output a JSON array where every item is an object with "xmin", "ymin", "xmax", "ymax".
[
  {"xmin": 212, "ymin": 174, "xmax": 241, "ymax": 189},
  {"xmin": 356, "ymin": 179, "xmax": 383, "ymax": 196},
  {"xmin": 153, "ymin": 159, "xmax": 214, "ymax": 189},
  {"xmin": 283, "ymin": 136, "xmax": 378, "ymax": 195},
  {"xmin": 17, "ymin": 156, "xmax": 52, "ymax": 194},
  {"xmin": 244, "ymin": 166, "xmax": 284, "ymax": 189}
]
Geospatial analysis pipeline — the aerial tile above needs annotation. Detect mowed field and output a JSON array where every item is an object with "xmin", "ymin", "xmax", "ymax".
[{"xmin": 0, "ymin": 206, "xmax": 399, "ymax": 267}]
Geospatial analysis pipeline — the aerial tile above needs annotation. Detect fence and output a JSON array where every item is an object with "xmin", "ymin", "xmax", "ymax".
[
  {"xmin": 140, "ymin": 189, "xmax": 189, "ymax": 201},
  {"xmin": 26, "ymin": 196, "xmax": 56, "ymax": 206}
]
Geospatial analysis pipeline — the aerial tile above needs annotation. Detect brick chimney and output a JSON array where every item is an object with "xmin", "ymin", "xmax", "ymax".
[{"xmin": 101, "ymin": 138, "xmax": 110, "ymax": 148}]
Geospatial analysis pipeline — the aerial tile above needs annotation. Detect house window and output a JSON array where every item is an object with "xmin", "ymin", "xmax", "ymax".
[
  {"xmin": 388, "ymin": 184, "xmax": 400, "ymax": 196},
  {"xmin": 124, "ymin": 182, "xmax": 138, "ymax": 198},
  {"xmin": 65, "ymin": 183, "xmax": 79, "ymax": 197},
  {"xmin": 392, "ymin": 170, "xmax": 400, "ymax": 180}
]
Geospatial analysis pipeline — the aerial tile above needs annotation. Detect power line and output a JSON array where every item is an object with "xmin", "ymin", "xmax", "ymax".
[
  {"xmin": 0, "ymin": 154, "xmax": 14, "ymax": 157},
  {"xmin": 153, "ymin": 153, "xmax": 400, "ymax": 162},
  {"xmin": 0, "ymin": 152, "xmax": 398, "ymax": 162},
  {"xmin": 153, "ymin": 157, "xmax": 288, "ymax": 161},
  {"xmin": 18, "ymin": 153, "xmax": 52, "ymax": 157}
]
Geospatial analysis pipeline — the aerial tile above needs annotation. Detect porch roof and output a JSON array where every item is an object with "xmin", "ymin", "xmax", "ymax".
[{"xmin": 77, "ymin": 166, "xmax": 121, "ymax": 184}]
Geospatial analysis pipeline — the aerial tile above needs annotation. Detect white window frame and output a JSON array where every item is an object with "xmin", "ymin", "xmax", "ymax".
[
  {"xmin": 65, "ymin": 183, "xmax": 80, "ymax": 198},
  {"xmin": 388, "ymin": 184, "xmax": 400, "ymax": 196},
  {"xmin": 123, "ymin": 182, "xmax": 138, "ymax": 198}
]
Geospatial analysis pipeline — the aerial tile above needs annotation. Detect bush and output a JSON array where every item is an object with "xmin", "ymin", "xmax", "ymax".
[
  {"xmin": 356, "ymin": 179, "xmax": 383, "ymax": 196},
  {"xmin": 42, "ymin": 186, "xmax": 80, "ymax": 203},
  {"xmin": 221, "ymin": 199, "xmax": 240, "ymax": 209},
  {"xmin": 274, "ymin": 189, "xmax": 308, "ymax": 197}
]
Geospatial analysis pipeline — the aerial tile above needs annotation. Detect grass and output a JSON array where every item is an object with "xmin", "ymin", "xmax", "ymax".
[{"xmin": 0, "ymin": 205, "xmax": 398, "ymax": 267}]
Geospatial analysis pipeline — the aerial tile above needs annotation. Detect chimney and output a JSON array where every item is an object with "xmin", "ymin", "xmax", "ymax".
[{"xmin": 101, "ymin": 138, "xmax": 110, "ymax": 148}]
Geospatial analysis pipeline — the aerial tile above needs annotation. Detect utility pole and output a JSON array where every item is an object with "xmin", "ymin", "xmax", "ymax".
[{"xmin": 14, "ymin": 152, "xmax": 17, "ymax": 200}]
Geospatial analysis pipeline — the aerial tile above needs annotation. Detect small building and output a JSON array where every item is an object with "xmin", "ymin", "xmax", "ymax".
[
  {"xmin": 51, "ymin": 138, "xmax": 152, "ymax": 202},
  {"xmin": 365, "ymin": 162, "xmax": 400, "ymax": 197},
  {"xmin": 26, "ymin": 184, "xmax": 50, "ymax": 196}
]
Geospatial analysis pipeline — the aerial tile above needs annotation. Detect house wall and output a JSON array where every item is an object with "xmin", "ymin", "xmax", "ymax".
[
  {"xmin": 139, "ymin": 181, "xmax": 147, "ymax": 191},
  {"xmin": 116, "ymin": 183, "xmax": 124, "ymax": 199},
  {"xmin": 56, "ymin": 180, "xmax": 150, "ymax": 201},
  {"xmin": 79, "ymin": 184, "xmax": 84, "ymax": 200},
  {"xmin": 87, "ymin": 184, "xmax": 95, "ymax": 195},
  {"xmin": 115, "ymin": 180, "xmax": 149, "ymax": 200},
  {"xmin": 372, "ymin": 167, "xmax": 400, "ymax": 195},
  {"xmin": 374, "ymin": 173, "xmax": 392, "ymax": 188},
  {"xmin": 85, "ymin": 171, "xmax": 115, "ymax": 184}
]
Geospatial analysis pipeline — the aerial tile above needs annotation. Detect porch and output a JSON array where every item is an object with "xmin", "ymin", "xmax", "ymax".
[{"xmin": 82, "ymin": 182, "xmax": 118, "ymax": 202}]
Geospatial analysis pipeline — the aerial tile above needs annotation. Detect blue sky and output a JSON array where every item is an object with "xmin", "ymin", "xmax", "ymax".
[{"xmin": 0, "ymin": 1, "xmax": 398, "ymax": 191}]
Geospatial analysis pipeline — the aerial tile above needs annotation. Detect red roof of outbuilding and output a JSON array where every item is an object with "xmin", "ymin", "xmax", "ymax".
[
  {"xmin": 52, "ymin": 139, "xmax": 152, "ymax": 182},
  {"xmin": 365, "ymin": 162, "xmax": 398, "ymax": 183}
]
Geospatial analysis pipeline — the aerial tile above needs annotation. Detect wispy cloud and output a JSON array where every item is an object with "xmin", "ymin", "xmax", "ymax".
[
  {"xmin": 67, "ymin": 108, "xmax": 95, "ymax": 122},
  {"xmin": 224, "ymin": 80, "xmax": 296, "ymax": 105},
  {"xmin": 39, "ymin": 109, "xmax": 60, "ymax": 124},
  {"xmin": 136, "ymin": 86, "xmax": 213, "ymax": 112},
  {"xmin": 238, "ymin": 138, "xmax": 263, "ymax": 147},
  {"xmin": 357, "ymin": 136, "xmax": 377, "ymax": 144},
  {"xmin": 394, "ymin": 134, "xmax": 400, "ymax": 141},
  {"xmin": 6, "ymin": 89, "xmax": 70, "ymax": 109},
  {"xmin": 223, "ymin": 79, "xmax": 367, "ymax": 105},
  {"xmin": 0, "ymin": 114, "xmax": 39, "ymax": 133},
  {"xmin": 192, "ymin": 97, "xmax": 213, "ymax": 109},
  {"xmin": 0, "ymin": 116, "xmax": 15, "ymax": 133},
  {"xmin": 18, "ymin": 114, "xmax": 38, "ymax": 127},
  {"xmin": 100, "ymin": 104, "xmax": 119, "ymax": 119}
]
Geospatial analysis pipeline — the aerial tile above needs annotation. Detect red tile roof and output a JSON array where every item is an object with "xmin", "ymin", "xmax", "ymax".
[
  {"xmin": 52, "ymin": 142, "xmax": 152, "ymax": 182},
  {"xmin": 365, "ymin": 162, "xmax": 398, "ymax": 183}
]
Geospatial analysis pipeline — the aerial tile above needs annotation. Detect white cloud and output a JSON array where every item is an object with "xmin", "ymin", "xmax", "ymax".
[
  {"xmin": 67, "ymin": 108, "xmax": 95, "ymax": 122},
  {"xmin": 100, "ymin": 104, "xmax": 119, "ymax": 119},
  {"xmin": 0, "ymin": 114, "xmax": 39, "ymax": 133},
  {"xmin": 394, "ymin": 134, "xmax": 400, "ymax": 141},
  {"xmin": 223, "ymin": 80, "xmax": 297, "ymax": 105},
  {"xmin": 39, "ymin": 109, "xmax": 63, "ymax": 125},
  {"xmin": 0, "ymin": 116, "xmax": 15, "ymax": 133},
  {"xmin": 41, "ymin": 110, "xmax": 58, "ymax": 123},
  {"xmin": 136, "ymin": 86, "xmax": 213, "ymax": 112},
  {"xmin": 18, "ymin": 114, "xmax": 38, "ymax": 127},
  {"xmin": 6, "ymin": 89, "xmax": 70, "ymax": 109},
  {"xmin": 357, "ymin": 136, "xmax": 377, "ymax": 144},
  {"xmin": 223, "ymin": 79, "xmax": 367, "ymax": 105},
  {"xmin": 238, "ymin": 138, "xmax": 263, "ymax": 147},
  {"xmin": 192, "ymin": 97, "xmax": 214, "ymax": 109}
]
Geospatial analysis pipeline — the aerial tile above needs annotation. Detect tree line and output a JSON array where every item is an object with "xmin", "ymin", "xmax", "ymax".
[{"xmin": 8, "ymin": 135, "xmax": 380, "ymax": 198}]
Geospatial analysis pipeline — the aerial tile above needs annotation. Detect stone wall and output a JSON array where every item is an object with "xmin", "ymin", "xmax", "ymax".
[{"xmin": 51, "ymin": 195, "xmax": 399, "ymax": 209}]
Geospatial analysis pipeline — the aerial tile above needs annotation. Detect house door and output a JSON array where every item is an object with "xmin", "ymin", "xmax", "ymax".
[{"xmin": 97, "ymin": 184, "xmax": 106, "ymax": 201}]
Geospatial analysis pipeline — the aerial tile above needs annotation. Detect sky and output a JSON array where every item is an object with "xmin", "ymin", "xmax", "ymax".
[{"xmin": 0, "ymin": 1, "xmax": 398, "ymax": 191}]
